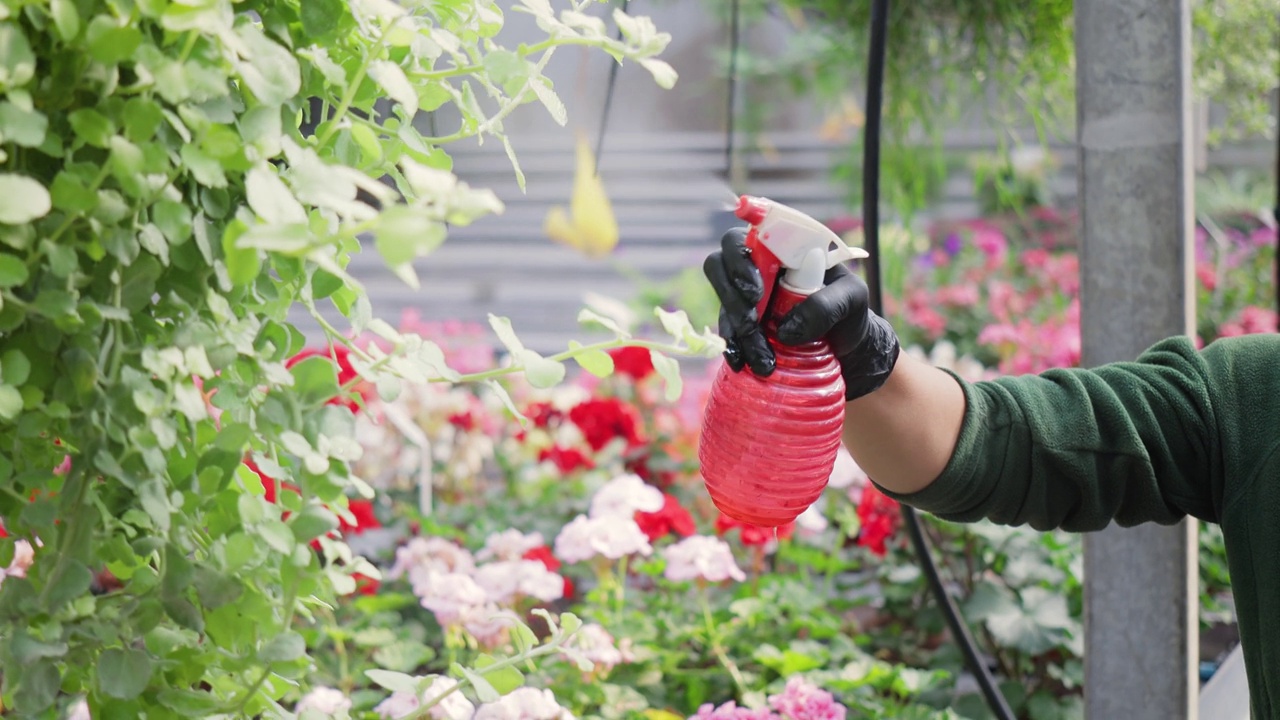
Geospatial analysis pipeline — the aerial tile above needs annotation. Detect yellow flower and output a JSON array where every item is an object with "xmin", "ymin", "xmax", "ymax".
[{"xmin": 543, "ymin": 135, "xmax": 619, "ymax": 258}]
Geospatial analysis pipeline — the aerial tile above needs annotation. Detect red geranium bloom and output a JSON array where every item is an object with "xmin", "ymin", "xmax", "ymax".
[
  {"xmin": 524, "ymin": 402, "xmax": 561, "ymax": 429},
  {"xmin": 244, "ymin": 457, "xmax": 299, "ymax": 504},
  {"xmin": 340, "ymin": 499, "xmax": 381, "ymax": 536},
  {"xmin": 567, "ymin": 398, "xmax": 645, "ymax": 452},
  {"xmin": 634, "ymin": 493, "xmax": 697, "ymax": 542},
  {"xmin": 855, "ymin": 484, "xmax": 902, "ymax": 557},
  {"xmin": 538, "ymin": 445, "xmax": 595, "ymax": 474},
  {"xmin": 352, "ymin": 573, "xmax": 380, "ymax": 596},
  {"xmin": 286, "ymin": 345, "xmax": 367, "ymax": 413},
  {"xmin": 523, "ymin": 545, "xmax": 574, "ymax": 597},
  {"xmin": 626, "ymin": 452, "xmax": 677, "ymax": 487},
  {"xmin": 608, "ymin": 346, "xmax": 655, "ymax": 381},
  {"xmin": 714, "ymin": 514, "xmax": 794, "ymax": 547}
]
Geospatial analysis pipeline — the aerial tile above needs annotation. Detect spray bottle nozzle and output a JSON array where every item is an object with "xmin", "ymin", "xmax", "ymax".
[
  {"xmin": 734, "ymin": 195, "xmax": 869, "ymax": 294},
  {"xmin": 735, "ymin": 195, "xmax": 769, "ymax": 225}
]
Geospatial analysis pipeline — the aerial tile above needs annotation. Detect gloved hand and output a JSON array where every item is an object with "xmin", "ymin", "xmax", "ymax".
[{"xmin": 703, "ymin": 227, "xmax": 901, "ymax": 400}]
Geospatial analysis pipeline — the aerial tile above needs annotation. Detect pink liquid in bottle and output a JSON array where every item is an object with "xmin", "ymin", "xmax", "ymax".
[{"xmin": 698, "ymin": 285, "xmax": 847, "ymax": 528}]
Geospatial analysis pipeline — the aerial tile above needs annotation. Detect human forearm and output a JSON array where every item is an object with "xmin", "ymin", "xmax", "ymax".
[{"xmin": 840, "ymin": 351, "xmax": 966, "ymax": 495}]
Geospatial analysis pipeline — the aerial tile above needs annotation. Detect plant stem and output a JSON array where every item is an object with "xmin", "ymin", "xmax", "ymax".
[
  {"xmin": 319, "ymin": 29, "xmax": 386, "ymax": 146},
  {"xmin": 421, "ymin": 33, "xmax": 574, "ymax": 146},
  {"xmin": 408, "ymin": 624, "xmax": 581, "ymax": 720},
  {"xmin": 699, "ymin": 588, "xmax": 748, "ymax": 697},
  {"xmin": 35, "ymin": 459, "xmax": 94, "ymax": 608},
  {"xmin": 46, "ymin": 164, "xmax": 111, "ymax": 245},
  {"xmin": 229, "ymin": 584, "xmax": 300, "ymax": 713}
]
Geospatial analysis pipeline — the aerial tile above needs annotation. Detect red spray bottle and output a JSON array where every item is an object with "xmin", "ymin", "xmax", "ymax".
[{"xmin": 698, "ymin": 195, "xmax": 868, "ymax": 528}]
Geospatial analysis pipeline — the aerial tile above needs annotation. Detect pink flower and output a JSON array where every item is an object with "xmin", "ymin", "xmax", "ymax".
[
  {"xmin": 1, "ymin": 539, "xmax": 35, "ymax": 587},
  {"xmin": 477, "ymin": 529, "xmax": 546, "ymax": 562},
  {"xmin": 296, "ymin": 686, "xmax": 353, "ymax": 716},
  {"xmin": 417, "ymin": 571, "xmax": 487, "ymax": 626},
  {"xmin": 553, "ymin": 514, "xmax": 653, "ymax": 564},
  {"xmin": 460, "ymin": 605, "xmax": 520, "ymax": 648},
  {"xmin": 768, "ymin": 676, "xmax": 847, "ymax": 720},
  {"xmin": 387, "ymin": 537, "xmax": 476, "ymax": 591},
  {"xmin": 662, "ymin": 536, "xmax": 746, "ymax": 583},
  {"xmin": 826, "ymin": 447, "xmax": 867, "ymax": 490},
  {"xmin": 561, "ymin": 623, "xmax": 630, "ymax": 673},
  {"xmin": 67, "ymin": 700, "xmax": 91, "ymax": 720},
  {"xmin": 589, "ymin": 473, "xmax": 664, "ymax": 519},
  {"xmin": 1239, "ymin": 306, "xmax": 1278, "ymax": 335},
  {"xmin": 375, "ymin": 676, "xmax": 474, "ymax": 720},
  {"xmin": 473, "ymin": 687, "xmax": 575, "ymax": 720},
  {"xmin": 973, "ymin": 227, "xmax": 1008, "ymax": 267},
  {"xmin": 688, "ymin": 702, "xmax": 779, "ymax": 720},
  {"xmin": 472, "ymin": 560, "xmax": 565, "ymax": 604},
  {"xmin": 934, "ymin": 283, "xmax": 981, "ymax": 308}
]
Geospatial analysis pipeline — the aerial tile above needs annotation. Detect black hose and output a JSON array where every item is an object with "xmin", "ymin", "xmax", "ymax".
[
  {"xmin": 594, "ymin": 0, "xmax": 630, "ymax": 175},
  {"xmin": 860, "ymin": 1, "xmax": 1017, "ymax": 718}
]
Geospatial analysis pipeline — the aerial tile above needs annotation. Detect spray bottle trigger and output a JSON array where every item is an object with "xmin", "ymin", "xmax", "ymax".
[{"xmin": 826, "ymin": 235, "xmax": 870, "ymax": 268}]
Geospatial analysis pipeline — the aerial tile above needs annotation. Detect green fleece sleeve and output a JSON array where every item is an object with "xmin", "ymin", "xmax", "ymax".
[{"xmin": 874, "ymin": 336, "xmax": 1223, "ymax": 531}]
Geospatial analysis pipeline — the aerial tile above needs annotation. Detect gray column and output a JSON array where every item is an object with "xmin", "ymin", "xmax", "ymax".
[{"xmin": 1075, "ymin": 0, "xmax": 1200, "ymax": 719}]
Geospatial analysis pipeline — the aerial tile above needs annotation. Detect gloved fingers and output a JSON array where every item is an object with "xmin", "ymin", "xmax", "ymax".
[
  {"xmin": 717, "ymin": 307, "xmax": 775, "ymax": 376},
  {"xmin": 719, "ymin": 228, "xmax": 764, "ymax": 305},
  {"xmin": 705, "ymin": 230, "xmax": 775, "ymax": 376},
  {"xmin": 704, "ymin": 249, "xmax": 757, "ymax": 332},
  {"xmin": 775, "ymin": 266, "xmax": 868, "ymax": 346},
  {"xmin": 719, "ymin": 310, "xmax": 746, "ymax": 372}
]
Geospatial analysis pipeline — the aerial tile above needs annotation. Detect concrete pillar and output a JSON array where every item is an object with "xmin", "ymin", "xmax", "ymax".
[{"xmin": 1075, "ymin": 0, "xmax": 1200, "ymax": 718}]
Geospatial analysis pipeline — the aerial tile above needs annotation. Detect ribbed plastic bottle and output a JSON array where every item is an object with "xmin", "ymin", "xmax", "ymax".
[{"xmin": 698, "ymin": 196, "xmax": 868, "ymax": 528}]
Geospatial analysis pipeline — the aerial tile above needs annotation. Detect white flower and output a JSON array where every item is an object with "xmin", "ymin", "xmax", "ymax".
[
  {"xmin": 418, "ymin": 571, "xmax": 488, "ymax": 626},
  {"xmin": 296, "ymin": 686, "xmax": 353, "ymax": 717},
  {"xmin": 796, "ymin": 502, "xmax": 829, "ymax": 535},
  {"xmin": 588, "ymin": 473, "xmax": 663, "ymax": 519},
  {"xmin": 473, "ymin": 560, "xmax": 564, "ymax": 605},
  {"xmin": 387, "ymin": 537, "xmax": 476, "ymax": 590},
  {"xmin": 373, "ymin": 691, "xmax": 419, "ymax": 719},
  {"xmin": 472, "ymin": 687, "xmax": 575, "ymax": 720},
  {"xmin": 476, "ymin": 529, "xmax": 545, "ymax": 562},
  {"xmin": 460, "ymin": 604, "xmax": 520, "ymax": 648},
  {"xmin": 66, "ymin": 699, "xmax": 91, "ymax": 720},
  {"xmin": 562, "ymin": 623, "xmax": 627, "ymax": 673},
  {"xmin": 826, "ymin": 447, "xmax": 867, "ymax": 490},
  {"xmin": 553, "ymin": 514, "xmax": 652, "ymax": 564},
  {"xmin": 375, "ymin": 677, "xmax": 475, "ymax": 720},
  {"xmin": 1, "ymin": 539, "xmax": 35, "ymax": 590},
  {"xmin": 423, "ymin": 676, "xmax": 477, "ymax": 720},
  {"xmin": 661, "ymin": 535, "xmax": 745, "ymax": 583}
]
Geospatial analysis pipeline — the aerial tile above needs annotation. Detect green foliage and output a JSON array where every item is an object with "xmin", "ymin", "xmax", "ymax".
[
  {"xmin": 1193, "ymin": 0, "xmax": 1280, "ymax": 144},
  {"xmin": 0, "ymin": 0, "xmax": 714, "ymax": 716}
]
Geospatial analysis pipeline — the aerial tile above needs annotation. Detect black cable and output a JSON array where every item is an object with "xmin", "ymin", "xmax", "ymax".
[
  {"xmin": 725, "ymin": 0, "xmax": 741, "ymax": 177},
  {"xmin": 594, "ymin": 0, "xmax": 630, "ymax": 175},
  {"xmin": 860, "ymin": 1, "xmax": 1016, "ymax": 718}
]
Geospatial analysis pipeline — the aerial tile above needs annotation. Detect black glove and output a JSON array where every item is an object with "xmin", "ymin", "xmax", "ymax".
[{"xmin": 703, "ymin": 227, "xmax": 901, "ymax": 401}]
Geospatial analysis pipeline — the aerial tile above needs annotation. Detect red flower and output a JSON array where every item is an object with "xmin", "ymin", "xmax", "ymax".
[
  {"xmin": 634, "ymin": 493, "xmax": 696, "ymax": 542},
  {"xmin": 626, "ymin": 452, "xmax": 677, "ymax": 488},
  {"xmin": 286, "ymin": 345, "xmax": 367, "ymax": 413},
  {"xmin": 352, "ymin": 573, "xmax": 380, "ymax": 596},
  {"xmin": 567, "ymin": 398, "xmax": 644, "ymax": 452},
  {"xmin": 608, "ymin": 346, "xmax": 655, "ymax": 381},
  {"xmin": 244, "ymin": 457, "xmax": 300, "ymax": 504},
  {"xmin": 538, "ymin": 445, "xmax": 595, "ymax": 474},
  {"xmin": 448, "ymin": 411, "xmax": 477, "ymax": 432},
  {"xmin": 523, "ymin": 545, "xmax": 574, "ymax": 597},
  {"xmin": 340, "ymin": 499, "xmax": 381, "ymax": 536},
  {"xmin": 855, "ymin": 484, "xmax": 902, "ymax": 556},
  {"xmin": 714, "ymin": 514, "xmax": 794, "ymax": 547},
  {"xmin": 524, "ymin": 402, "xmax": 561, "ymax": 429}
]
